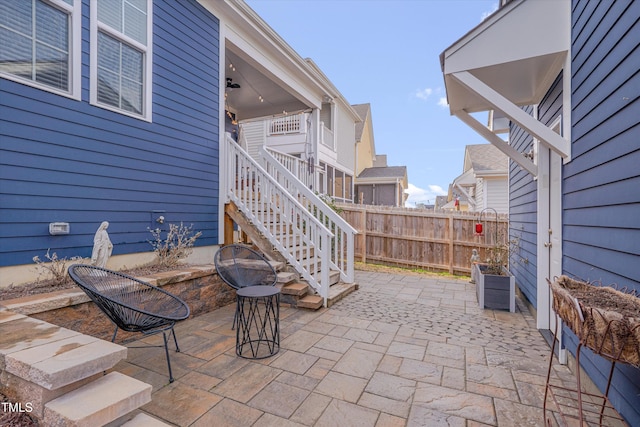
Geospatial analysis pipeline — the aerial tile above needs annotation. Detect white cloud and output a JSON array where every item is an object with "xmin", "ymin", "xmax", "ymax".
[
  {"xmin": 437, "ymin": 97, "xmax": 448, "ymax": 108},
  {"xmin": 481, "ymin": 3, "xmax": 499, "ymax": 21},
  {"xmin": 404, "ymin": 183, "xmax": 447, "ymax": 208},
  {"xmin": 415, "ymin": 88, "xmax": 433, "ymax": 101}
]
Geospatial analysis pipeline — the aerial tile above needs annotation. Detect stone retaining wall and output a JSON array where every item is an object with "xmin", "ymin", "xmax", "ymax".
[{"xmin": 5, "ymin": 265, "xmax": 235, "ymax": 343}]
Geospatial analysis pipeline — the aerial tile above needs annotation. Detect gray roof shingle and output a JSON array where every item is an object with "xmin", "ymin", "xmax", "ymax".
[
  {"xmin": 466, "ymin": 144, "xmax": 508, "ymax": 173},
  {"xmin": 358, "ymin": 166, "xmax": 407, "ymax": 179}
]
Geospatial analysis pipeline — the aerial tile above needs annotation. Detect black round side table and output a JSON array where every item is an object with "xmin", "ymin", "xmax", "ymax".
[{"xmin": 235, "ymin": 285, "xmax": 280, "ymax": 359}]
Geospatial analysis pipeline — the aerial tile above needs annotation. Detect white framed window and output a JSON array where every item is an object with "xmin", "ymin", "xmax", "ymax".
[
  {"xmin": 0, "ymin": 0, "xmax": 81, "ymax": 99},
  {"xmin": 90, "ymin": 0, "xmax": 152, "ymax": 120}
]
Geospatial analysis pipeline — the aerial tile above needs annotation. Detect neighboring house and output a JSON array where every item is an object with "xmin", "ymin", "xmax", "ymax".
[
  {"xmin": 238, "ymin": 59, "xmax": 361, "ymax": 204},
  {"xmin": 434, "ymin": 195, "xmax": 449, "ymax": 210},
  {"xmin": 441, "ymin": 0, "xmax": 639, "ymax": 424},
  {"xmin": 354, "ymin": 163, "xmax": 408, "ymax": 207},
  {"xmin": 450, "ymin": 144, "xmax": 509, "ymax": 213},
  {"xmin": 0, "ymin": 0, "xmax": 356, "ymax": 299},
  {"xmin": 353, "ymin": 103, "xmax": 376, "ymax": 177},
  {"xmin": 352, "ymin": 103, "xmax": 409, "ymax": 207},
  {"xmin": 439, "ymin": 185, "xmax": 469, "ymax": 212}
]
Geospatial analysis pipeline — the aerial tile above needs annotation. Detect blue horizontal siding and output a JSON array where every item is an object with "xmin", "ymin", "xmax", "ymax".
[
  {"xmin": 564, "ymin": 176, "xmax": 640, "ymax": 208},
  {"xmin": 565, "ymin": 1, "xmax": 640, "ymax": 425},
  {"xmin": 0, "ymin": 0, "xmax": 221, "ymax": 266},
  {"xmin": 564, "ymin": 204, "xmax": 639, "ymax": 228},
  {"xmin": 564, "ymin": 149, "xmax": 640, "ymax": 194},
  {"xmin": 509, "ymin": 96, "xmax": 551, "ymax": 308}
]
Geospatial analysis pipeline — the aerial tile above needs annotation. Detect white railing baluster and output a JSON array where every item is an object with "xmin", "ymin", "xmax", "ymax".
[
  {"xmin": 260, "ymin": 146, "xmax": 357, "ymax": 285},
  {"xmin": 224, "ymin": 134, "xmax": 332, "ymax": 305},
  {"xmin": 268, "ymin": 113, "xmax": 304, "ymax": 135}
]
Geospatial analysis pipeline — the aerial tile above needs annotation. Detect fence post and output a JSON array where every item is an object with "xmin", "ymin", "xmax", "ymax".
[
  {"xmin": 361, "ymin": 208, "xmax": 367, "ymax": 263},
  {"xmin": 449, "ymin": 213, "xmax": 454, "ymax": 274}
]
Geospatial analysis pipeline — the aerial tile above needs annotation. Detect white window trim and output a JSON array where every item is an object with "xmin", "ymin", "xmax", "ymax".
[
  {"xmin": 0, "ymin": 0, "xmax": 81, "ymax": 100},
  {"xmin": 89, "ymin": 0, "xmax": 153, "ymax": 121}
]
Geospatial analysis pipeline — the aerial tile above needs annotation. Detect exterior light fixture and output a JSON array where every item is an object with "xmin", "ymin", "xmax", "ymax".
[{"xmin": 49, "ymin": 222, "xmax": 70, "ymax": 235}]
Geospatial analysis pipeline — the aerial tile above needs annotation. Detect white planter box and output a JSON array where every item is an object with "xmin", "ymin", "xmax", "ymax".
[{"xmin": 473, "ymin": 263, "xmax": 515, "ymax": 312}]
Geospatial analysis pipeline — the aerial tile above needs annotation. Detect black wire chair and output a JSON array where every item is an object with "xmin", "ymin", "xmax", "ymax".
[
  {"xmin": 68, "ymin": 264, "xmax": 190, "ymax": 383},
  {"xmin": 214, "ymin": 244, "xmax": 278, "ymax": 328}
]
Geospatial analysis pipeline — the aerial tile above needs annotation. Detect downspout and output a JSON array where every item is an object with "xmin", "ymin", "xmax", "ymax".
[{"xmin": 217, "ymin": 21, "xmax": 228, "ymax": 245}]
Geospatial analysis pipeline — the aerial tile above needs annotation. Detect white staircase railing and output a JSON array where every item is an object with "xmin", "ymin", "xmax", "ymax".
[
  {"xmin": 261, "ymin": 147, "xmax": 356, "ymax": 284},
  {"xmin": 222, "ymin": 134, "xmax": 333, "ymax": 304},
  {"xmin": 264, "ymin": 148, "xmax": 314, "ymax": 189}
]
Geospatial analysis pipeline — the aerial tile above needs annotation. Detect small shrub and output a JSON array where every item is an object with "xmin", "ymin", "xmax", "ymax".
[
  {"xmin": 32, "ymin": 249, "xmax": 82, "ymax": 286},
  {"xmin": 483, "ymin": 232, "xmax": 520, "ymax": 276},
  {"xmin": 317, "ymin": 193, "xmax": 343, "ymax": 214},
  {"xmin": 148, "ymin": 223, "xmax": 202, "ymax": 268}
]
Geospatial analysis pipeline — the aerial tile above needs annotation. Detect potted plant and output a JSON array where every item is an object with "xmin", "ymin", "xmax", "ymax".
[{"xmin": 472, "ymin": 233, "xmax": 516, "ymax": 312}]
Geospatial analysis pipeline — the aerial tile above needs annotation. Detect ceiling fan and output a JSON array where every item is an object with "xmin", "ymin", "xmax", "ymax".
[{"xmin": 226, "ymin": 78, "xmax": 241, "ymax": 89}]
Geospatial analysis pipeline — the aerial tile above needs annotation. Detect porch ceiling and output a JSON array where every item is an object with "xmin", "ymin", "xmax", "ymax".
[
  {"xmin": 443, "ymin": 53, "xmax": 566, "ymax": 114},
  {"xmin": 225, "ymin": 48, "xmax": 309, "ymax": 120}
]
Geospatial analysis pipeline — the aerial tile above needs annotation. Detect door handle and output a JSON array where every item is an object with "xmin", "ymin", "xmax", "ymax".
[{"xmin": 544, "ymin": 242, "xmax": 552, "ymax": 248}]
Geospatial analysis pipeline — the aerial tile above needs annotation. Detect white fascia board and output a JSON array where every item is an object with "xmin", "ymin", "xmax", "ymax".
[
  {"xmin": 455, "ymin": 109, "xmax": 538, "ymax": 176},
  {"xmin": 442, "ymin": 0, "xmax": 569, "ymax": 75},
  {"xmin": 452, "ymin": 71, "xmax": 570, "ymax": 161},
  {"xmin": 452, "ymin": 169, "xmax": 475, "ymax": 186},
  {"xmin": 201, "ymin": 0, "xmax": 324, "ymax": 108},
  {"xmin": 355, "ymin": 177, "xmax": 400, "ymax": 185},
  {"xmin": 305, "ymin": 59, "xmax": 362, "ymax": 122},
  {"xmin": 474, "ymin": 170, "xmax": 508, "ymax": 178}
]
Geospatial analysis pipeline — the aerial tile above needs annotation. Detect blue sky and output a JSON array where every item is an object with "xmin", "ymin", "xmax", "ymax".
[{"xmin": 245, "ymin": 0, "xmax": 499, "ymax": 207}]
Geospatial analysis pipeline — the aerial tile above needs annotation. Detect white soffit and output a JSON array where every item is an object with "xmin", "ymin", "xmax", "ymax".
[
  {"xmin": 453, "ymin": 169, "xmax": 476, "ymax": 186},
  {"xmin": 442, "ymin": 0, "xmax": 570, "ymax": 113}
]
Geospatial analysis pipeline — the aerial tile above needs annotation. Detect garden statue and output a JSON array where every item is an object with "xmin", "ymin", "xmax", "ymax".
[
  {"xmin": 469, "ymin": 248, "xmax": 480, "ymax": 284},
  {"xmin": 470, "ymin": 249, "xmax": 480, "ymax": 266},
  {"xmin": 91, "ymin": 221, "xmax": 113, "ymax": 268}
]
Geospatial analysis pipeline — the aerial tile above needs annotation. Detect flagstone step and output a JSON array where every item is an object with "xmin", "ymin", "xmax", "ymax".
[
  {"xmin": 119, "ymin": 412, "xmax": 172, "ymax": 426},
  {"xmin": 297, "ymin": 294, "xmax": 323, "ymax": 310},
  {"xmin": 44, "ymin": 372, "xmax": 152, "ymax": 427},
  {"xmin": 281, "ymin": 282, "xmax": 309, "ymax": 297},
  {"xmin": 267, "ymin": 260, "xmax": 285, "ymax": 271},
  {"xmin": 4, "ymin": 331, "xmax": 127, "ymax": 391},
  {"xmin": 277, "ymin": 271, "xmax": 297, "ymax": 285}
]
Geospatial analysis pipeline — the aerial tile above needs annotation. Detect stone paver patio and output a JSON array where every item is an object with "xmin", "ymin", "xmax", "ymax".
[{"xmin": 111, "ymin": 268, "xmax": 595, "ymax": 426}]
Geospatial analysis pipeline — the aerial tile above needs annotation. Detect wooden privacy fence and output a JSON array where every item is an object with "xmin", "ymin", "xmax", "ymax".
[{"xmin": 337, "ymin": 204, "xmax": 509, "ymax": 276}]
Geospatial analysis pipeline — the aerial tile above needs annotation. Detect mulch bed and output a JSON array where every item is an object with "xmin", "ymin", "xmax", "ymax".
[
  {"xmin": 0, "ymin": 393, "xmax": 39, "ymax": 426},
  {"xmin": 550, "ymin": 275, "xmax": 640, "ymax": 366},
  {"xmin": 0, "ymin": 264, "xmax": 189, "ymax": 301}
]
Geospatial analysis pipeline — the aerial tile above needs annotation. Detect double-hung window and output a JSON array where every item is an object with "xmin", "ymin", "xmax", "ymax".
[
  {"xmin": 0, "ymin": 0, "xmax": 81, "ymax": 99},
  {"xmin": 91, "ymin": 0, "xmax": 152, "ymax": 120}
]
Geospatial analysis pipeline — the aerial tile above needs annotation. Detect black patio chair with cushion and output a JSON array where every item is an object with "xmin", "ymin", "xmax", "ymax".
[
  {"xmin": 67, "ymin": 264, "xmax": 190, "ymax": 383},
  {"xmin": 214, "ymin": 244, "xmax": 278, "ymax": 327}
]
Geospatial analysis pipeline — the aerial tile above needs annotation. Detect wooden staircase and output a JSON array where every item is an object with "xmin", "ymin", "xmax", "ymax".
[
  {"xmin": 223, "ymin": 136, "xmax": 357, "ymax": 304},
  {"xmin": 224, "ymin": 201, "xmax": 357, "ymax": 309}
]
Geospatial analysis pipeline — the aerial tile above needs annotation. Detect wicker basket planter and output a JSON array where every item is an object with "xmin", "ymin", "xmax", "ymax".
[{"xmin": 549, "ymin": 275, "xmax": 640, "ymax": 367}]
